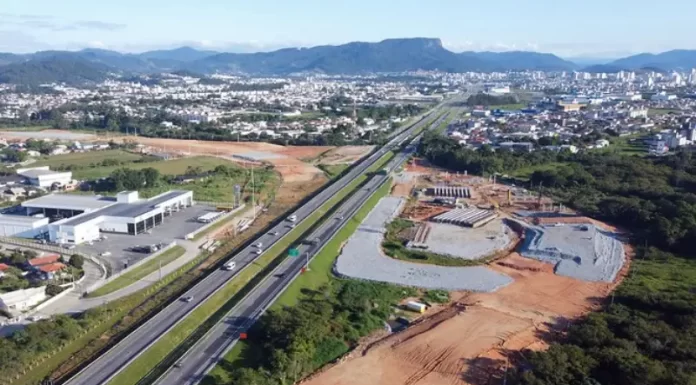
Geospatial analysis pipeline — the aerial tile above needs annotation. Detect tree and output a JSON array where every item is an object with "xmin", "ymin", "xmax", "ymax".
[
  {"xmin": 68, "ymin": 254, "xmax": 84, "ymax": 269},
  {"xmin": 45, "ymin": 284, "xmax": 64, "ymax": 296}
]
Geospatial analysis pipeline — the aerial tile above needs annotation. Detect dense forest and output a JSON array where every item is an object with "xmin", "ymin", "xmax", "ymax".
[{"xmin": 418, "ymin": 131, "xmax": 696, "ymax": 385}]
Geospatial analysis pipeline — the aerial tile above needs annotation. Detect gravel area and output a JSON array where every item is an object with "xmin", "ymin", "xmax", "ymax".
[
  {"xmin": 392, "ymin": 172, "xmax": 419, "ymax": 183},
  {"xmin": 334, "ymin": 197, "xmax": 513, "ymax": 292},
  {"xmin": 421, "ymin": 221, "xmax": 512, "ymax": 260},
  {"xmin": 519, "ymin": 223, "xmax": 625, "ymax": 282}
]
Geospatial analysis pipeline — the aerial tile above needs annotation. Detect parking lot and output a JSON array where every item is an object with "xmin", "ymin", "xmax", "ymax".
[{"xmin": 76, "ymin": 204, "xmax": 217, "ymax": 273}]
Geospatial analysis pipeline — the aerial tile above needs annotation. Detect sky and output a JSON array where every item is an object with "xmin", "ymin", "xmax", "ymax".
[{"xmin": 1, "ymin": 0, "xmax": 694, "ymax": 59}]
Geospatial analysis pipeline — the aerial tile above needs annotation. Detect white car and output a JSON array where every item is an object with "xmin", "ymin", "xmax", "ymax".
[
  {"xmin": 100, "ymin": 251, "xmax": 112, "ymax": 257},
  {"xmin": 182, "ymin": 296, "xmax": 194, "ymax": 303},
  {"xmin": 255, "ymin": 249, "xmax": 263, "ymax": 255}
]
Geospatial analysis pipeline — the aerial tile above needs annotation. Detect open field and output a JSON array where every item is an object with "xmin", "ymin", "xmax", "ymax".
[
  {"xmin": 30, "ymin": 150, "xmax": 154, "ymax": 169},
  {"xmin": 72, "ymin": 156, "xmax": 235, "ymax": 179},
  {"xmin": 87, "ymin": 246, "xmax": 186, "ymax": 298},
  {"xmin": 124, "ymin": 137, "xmax": 328, "ymax": 183}
]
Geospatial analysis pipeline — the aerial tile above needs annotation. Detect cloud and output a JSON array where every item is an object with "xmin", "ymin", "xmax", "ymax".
[{"xmin": 2, "ymin": 13, "xmax": 125, "ymax": 32}]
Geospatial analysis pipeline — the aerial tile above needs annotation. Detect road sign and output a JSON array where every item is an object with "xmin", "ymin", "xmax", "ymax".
[{"xmin": 289, "ymin": 248, "xmax": 300, "ymax": 257}]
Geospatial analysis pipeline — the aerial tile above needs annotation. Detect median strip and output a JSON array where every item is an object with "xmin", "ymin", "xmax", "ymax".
[{"xmin": 106, "ymin": 152, "xmax": 395, "ymax": 385}]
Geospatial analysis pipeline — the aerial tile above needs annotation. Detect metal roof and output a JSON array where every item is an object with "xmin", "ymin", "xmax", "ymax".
[
  {"xmin": 59, "ymin": 190, "xmax": 191, "ymax": 227},
  {"xmin": 0, "ymin": 214, "xmax": 49, "ymax": 225},
  {"xmin": 22, "ymin": 194, "xmax": 116, "ymax": 211},
  {"xmin": 18, "ymin": 169, "xmax": 70, "ymax": 178}
]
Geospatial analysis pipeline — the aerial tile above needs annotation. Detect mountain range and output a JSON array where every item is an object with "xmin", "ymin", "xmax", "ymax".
[{"xmin": 1, "ymin": 38, "xmax": 696, "ymax": 86}]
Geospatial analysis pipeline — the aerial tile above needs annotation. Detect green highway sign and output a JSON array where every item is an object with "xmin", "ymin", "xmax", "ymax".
[{"xmin": 289, "ymin": 248, "xmax": 300, "ymax": 257}]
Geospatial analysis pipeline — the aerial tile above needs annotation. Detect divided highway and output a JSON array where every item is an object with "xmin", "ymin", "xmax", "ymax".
[
  {"xmin": 62, "ymin": 110, "xmax": 441, "ymax": 385},
  {"xmin": 153, "ymin": 116, "xmax": 446, "ymax": 385}
]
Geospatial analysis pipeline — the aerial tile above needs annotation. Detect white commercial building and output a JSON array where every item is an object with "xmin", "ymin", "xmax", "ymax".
[
  {"xmin": 16, "ymin": 166, "xmax": 72, "ymax": 188},
  {"xmin": 20, "ymin": 190, "xmax": 194, "ymax": 244}
]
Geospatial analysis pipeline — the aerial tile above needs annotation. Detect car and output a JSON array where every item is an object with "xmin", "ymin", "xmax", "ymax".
[
  {"xmin": 173, "ymin": 362, "xmax": 183, "ymax": 368},
  {"xmin": 255, "ymin": 249, "xmax": 263, "ymax": 255},
  {"xmin": 255, "ymin": 242, "xmax": 263, "ymax": 248},
  {"xmin": 182, "ymin": 296, "xmax": 194, "ymax": 303},
  {"xmin": 270, "ymin": 231, "xmax": 279, "ymax": 236},
  {"xmin": 336, "ymin": 215, "xmax": 344, "ymax": 220},
  {"xmin": 100, "ymin": 251, "xmax": 112, "ymax": 257}
]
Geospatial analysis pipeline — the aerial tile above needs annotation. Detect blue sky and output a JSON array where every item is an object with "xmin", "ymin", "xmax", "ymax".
[{"xmin": 1, "ymin": 0, "xmax": 693, "ymax": 58}]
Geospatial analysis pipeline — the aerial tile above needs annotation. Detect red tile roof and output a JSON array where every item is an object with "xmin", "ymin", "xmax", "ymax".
[
  {"xmin": 28, "ymin": 254, "xmax": 60, "ymax": 267},
  {"xmin": 0, "ymin": 263, "xmax": 9, "ymax": 271},
  {"xmin": 38, "ymin": 262, "xmax": 66, "ymax": 273}
]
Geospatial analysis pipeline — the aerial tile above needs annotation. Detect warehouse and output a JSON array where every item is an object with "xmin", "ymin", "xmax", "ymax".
[
  {"xmin": 48, "ymin": 190, "xmax": 193, "ymax": 244},
  {"xmin": 431, "ymin": 208, "xmax": 498, "ymax": 228},
  {"xmin": 0, "ymin": 214, "xmax": 49, "ymax": 238},
  {"xmin": 16, "ymin": 166, "xmax": 72, "ymax": 188}
]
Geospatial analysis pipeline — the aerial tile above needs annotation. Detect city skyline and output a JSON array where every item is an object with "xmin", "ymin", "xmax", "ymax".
[{"xmin": 1, "ymin": 0, "xmax": 694, "ymax": 58}]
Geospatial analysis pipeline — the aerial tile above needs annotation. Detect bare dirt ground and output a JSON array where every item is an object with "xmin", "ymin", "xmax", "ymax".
[
  {"xmin": 302, "ymin": 251, "xmax": 629, "ymax": 385},
  {"xmin": 122, "ymin": 137, "xmax": 328, "ymax": 183},
  {"xmin": 316, "ymin": 145, "xmax": 374, "ymax": 165}
]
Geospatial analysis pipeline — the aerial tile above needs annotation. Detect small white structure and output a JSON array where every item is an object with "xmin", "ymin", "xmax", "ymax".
[
  {"xmin": 0, "ymin": 214, "xmax": 49, "ymax": 238},
  {"xmin": 0, "ymin": 287, "xmax": 47, "ymax": 313},
  {"xmin": 16, "ymin": 167, "xmax": 72, "ymax": 188}
]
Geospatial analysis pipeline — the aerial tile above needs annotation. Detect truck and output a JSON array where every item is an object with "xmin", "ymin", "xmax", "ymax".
[{"xmin": 287, "ymin": 214, "xmax": 297, "ymax": 222}]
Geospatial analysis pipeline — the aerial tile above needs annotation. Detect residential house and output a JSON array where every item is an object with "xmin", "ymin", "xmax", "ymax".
[{"xmin": 0, "ymin": 262, "xmax": 9, "ymax": 278}]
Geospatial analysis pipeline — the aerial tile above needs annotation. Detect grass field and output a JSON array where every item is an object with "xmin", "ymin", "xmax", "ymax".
[
  {"xmin": 648, "ymin": 107, "xmax": 681, "ymax": 116},
  {"xmin": 106, "ymin": 153, "xmax": 395, "ymax": 385},
  {"xmin": 86, "ymin": 246, "xmax": 186, "ymax": 298},
  {"xmin": 31, "ymin": 150, "xmax": 152, "ymax": 169},
  {"xmin": 73, "ymin": 156, "xmax": 236, "ymax": 180},
  {"xmin": 318, "ymin": 164, "xmax": 349, "ymax": 179},
  {"xmin": 490, "ymin": 103, "xmax": 526, "ymax": 110}
]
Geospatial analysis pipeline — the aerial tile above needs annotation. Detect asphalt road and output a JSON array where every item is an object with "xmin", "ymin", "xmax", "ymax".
[
  {"xmin": 152, "ymin": 117, "xmax": 441, "ymax": 385},
  {"xmin": 62, "ymin": 110, "xmax": 439, "ymax": 385}
]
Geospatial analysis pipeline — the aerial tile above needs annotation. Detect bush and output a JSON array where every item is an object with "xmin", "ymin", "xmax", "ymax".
[{"xmin": 45, "ymin": 284, "xmax": 65, "ymax": 296}]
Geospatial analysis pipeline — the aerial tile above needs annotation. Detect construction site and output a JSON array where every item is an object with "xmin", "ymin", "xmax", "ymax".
[{"xmin": 318, "ymin": 157, "xmax": 631, "ymax": 385}]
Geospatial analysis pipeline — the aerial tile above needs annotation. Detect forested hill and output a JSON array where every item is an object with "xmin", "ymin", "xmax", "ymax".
[{"xmin": 418, "ymin": 132, "xmax": 696, "ymax": 385}]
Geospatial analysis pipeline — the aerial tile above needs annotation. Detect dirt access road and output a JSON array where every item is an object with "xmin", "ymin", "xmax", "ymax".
[{"xmin": 302, "ymin": 252, "xmax": 628, "ymax": 385}]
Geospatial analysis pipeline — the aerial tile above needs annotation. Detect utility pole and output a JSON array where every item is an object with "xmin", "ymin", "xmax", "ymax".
[{"xmin": 251, "ymin": 166, "xmax": 256, "ymax": 218}]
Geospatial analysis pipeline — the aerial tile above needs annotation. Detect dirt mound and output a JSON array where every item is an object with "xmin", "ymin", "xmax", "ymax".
[
  {"xmin": 318, "ymin": 146, "xmax": 374, "ymax": 165},
  {"xmin": 495, "ymin": 253, "xmax": 548, "ymax": 273}
]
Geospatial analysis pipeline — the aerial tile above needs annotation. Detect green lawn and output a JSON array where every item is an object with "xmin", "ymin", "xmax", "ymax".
[
  {"xmin": 73, "ymin": 156, "xmax": 236, "ymax": 180},
  {"xmin": 86, "ymin": 246, "xmax": 186, "ymax": 298},
  {"xmin": 648, "ymin": 108, "xmax": 680, "ymax": 116},
  {"xmin": 318, "ymin": 164, "xmax": 349, "ymax": 179},
  {"xmin": 205, "ymin": 175, "xmax": 395, "ymax": 384},
  {"xmin": 31, "ymin": 150, "xmax": 152, "ymax": 169},
  {"xmin": 490, "ymin": 103, "xmax": 526, "ymax": 110},
  {"xmin": 106, "ymin": 152, "xmax": 395, "ymax": 385}
]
